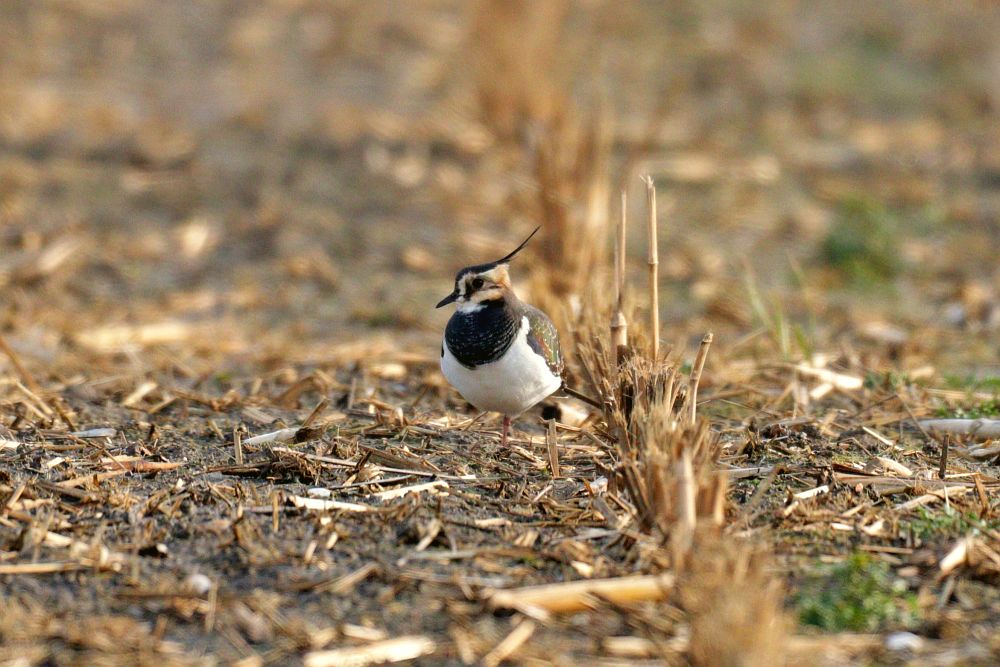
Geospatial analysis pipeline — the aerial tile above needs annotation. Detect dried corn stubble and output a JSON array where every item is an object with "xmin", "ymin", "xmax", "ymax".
[
  {"xmin": 678, "ymin": 532, "xmax": 788, "ymax": 667},
  {"xmin": 550, "ymin": 174, "xmax": 784, "ymax": 661},
  {"xmin": 526, "ymin": 110, "xmax": 612, "ymax": 360},
  {"xmin": 573, "ymin": 289, "xmax": 721, "ymax": 543}
]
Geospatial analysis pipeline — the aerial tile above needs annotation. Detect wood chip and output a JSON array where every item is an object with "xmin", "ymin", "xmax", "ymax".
[
  {"xmin": 368, "ymin": 480, "xmax": 448, "ymax": 501},
  {"xmin": 482, "ymin": 620, "xmax": 536, "ymax": 667},
  {"xmin": 303, "ymin": 635, "xmax": 435, "ymax": 667},
  {"xmin": 75, "ymin": 321, "xmax": 193, "ymax": 352},
  {"xmin": 875, "ymin": 457, "xmax": 912, "ymax": 477},
  {"xmin": 244, "ymin": 427, "xmax": 300, "ymax": 447},
  {"xmin": 100, "ymin": 458, "xmax": 183, "ymax": 472},
  {"xmin": 71, "ymin": 428, "xmax": 117, "ymax": 439},
  {"xmin": 546, "ymin": 419, "xmax": 560, "ymax": 477},
  {"xmin": 939, "ymin": 537, "xmax": 971, "ymax": 575},
  {"xmin": 893, "ymin": 487, "xmax": 973, "ymax": 511},
  {"xmin": 122, "ymin": 381, "xmax": 158, "ymax": 407},
  {"xmin": 489, "ymin": 573, "xmax": 675, "ymax": 614},
  {"xmin": 795, "ymin": 364, "xmax": 863, "ymax": 391},
  {"xmin": 793, "ymin": 484, "xmax": 829, "ymax": 500},
  {"xmin": 602, "ymin": 636, "xmax": 658, "ymax": 658},
  {"xmin": 289, "ymin": 495, "xmax": 371, "ymax": 513},
  {"xmin": 0, "ymin": 561, "xmax": 85, "ymax": 574}
]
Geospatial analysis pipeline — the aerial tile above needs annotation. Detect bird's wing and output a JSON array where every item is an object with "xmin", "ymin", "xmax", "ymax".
[{"xmin": 522, "ymin": 305, "xmax": 563, "ymax": 377}]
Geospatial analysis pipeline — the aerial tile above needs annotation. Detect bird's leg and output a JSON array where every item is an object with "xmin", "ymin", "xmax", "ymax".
[{"xmin": 502, "ymin": 415, "xmax": 511, "ymax": 448}]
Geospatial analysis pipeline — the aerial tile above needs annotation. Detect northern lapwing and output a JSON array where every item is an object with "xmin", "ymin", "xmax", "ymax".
[{"xmin": 436, "ymin": 227, "xmax": 563, "ymax": 446}]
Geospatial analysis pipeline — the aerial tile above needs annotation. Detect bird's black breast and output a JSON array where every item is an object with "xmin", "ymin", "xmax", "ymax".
[{"xmin": 444, "ymin": 301, "xmax": 520, "ymax": 369}]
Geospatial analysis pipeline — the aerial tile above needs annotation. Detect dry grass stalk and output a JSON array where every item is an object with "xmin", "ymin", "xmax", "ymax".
[
  {"xmin": 563, "ymin": 173, "xmax": 732, "ymax": 582},
  {"xmin": 233, "ymin": 425, "xmax": 244, "ymax": 466},
  {"xmin": 572, "ymin": 271, "xmax": 722, "ymax": 540},
  {"xmin": 610, "ymin": 190, "xmax": 629, "ymax": 363},
  {"xmin": 672, "ymin": 449, "xmax": 697, "ymax": 559},
  {"xmin": 545, "ymin": 419, "xmax": 560, "ymax": 477},
  {"xmin": 244, "ymin": 427, "xmax": 300, "ymax": 447},
  {"xmin": 289, "ymin": 495, "xmax": 370, "ymax": 513},
  {"xmin": 0, "ymin": 561, "xmax": 86, "ymax": 574},
  {"xmin": 489, "ymin": 573, "xmax": 675, "ymax": 614},
  {"xmin": 0, "ymin": 598, "xmax": 189, "ymax": 662},
  {"xmin": 2, "ymin": 508, "xmax": 130, "ymax": 571},
  {"xmin": 678, "ymin": 533, "xmax": 787, "ymax": 666},
  {"xmin": 465, "ymin": 3, "xmax": 619, "ymax": 378},
  {"xmin": 599, "ymin": 636, "xmax": 658, "ymax": 658},
  {"xmin": 468, "ymin": 0, "xmax": 572, "ymax": 140},
  {"xmin": 368, "ymin": 480, "xmax": 448, "ymax": 501},
  {"xmin": 303, "ymin": 635, "xmax": 436, "ymax": 667},
  {"xmin": 939, "ymin": 434, "xmax": 950, "ymax": 480},
  {"xmin": 636, "ymin": 409, "xmax": 725, "ymax": 540},
  {"xmin": 527, "ymin": 109, "xmax": 612, "ymax": 338},
  {"xmin": 0, "ymin": 332, "xmax": 44, "ymax": 396},
  {"xmin": 481, "ymin": 619, "xmax": 537, "ymax": 667},
  {"xmin": 301, "ymin": 397, "xmax": 329, "ymax": 429},
  {"xmin": 644, "ymin": 175, "xmax": 660, "ymax": 360},
  {"xmin": 687, "ymin": 333, "xmax": 713, "ymax": 425}
]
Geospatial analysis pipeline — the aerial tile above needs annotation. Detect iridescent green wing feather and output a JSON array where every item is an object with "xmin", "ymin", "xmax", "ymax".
[{"xmin": 522, "ymin": 305, "xmax": 563, "ymax": 377}]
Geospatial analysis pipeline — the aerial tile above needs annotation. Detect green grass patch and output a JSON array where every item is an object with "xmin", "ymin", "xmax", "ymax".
[
  {"xmin": 743, "ymin": 271, "xmax": 813, "ymax": 360},
  {"xmin": 795, "ymin": 553, "xmax": 919, "ymax": 632},
  {"xmin": 934, "ymin": 398, "xmax": 1000, "ymax": 419},
  {"xmin": 830, "ymin": 451, "xmax": 867, "ymax": 466},
  {"xmin": 863, "ymin": 370, "xmax": 913, "ymax": 391},
  {"xmin": 820, "ymin": 197, "xmax": 902, "ymax": 288},
  {"xmin": 936, "ymin": 374, "xmax": 1000, "ymax": 418},
  {"xmin": 943, "ymin": 375, "xmax": 1000, "ymax": 393},
  {"xmin": 904, "ymin": 507, "xmax": 1000, "ymax": 543}
]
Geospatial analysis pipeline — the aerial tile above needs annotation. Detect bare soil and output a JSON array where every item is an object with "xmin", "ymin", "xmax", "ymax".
[{"xmin": 2, "ymin": 2, "xmax": 1000, "ymax": 665}]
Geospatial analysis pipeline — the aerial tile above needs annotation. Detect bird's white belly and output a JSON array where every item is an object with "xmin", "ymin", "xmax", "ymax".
[{"xmin": 441, "ymin": 318, "xmax": 561, "ymax": 417}]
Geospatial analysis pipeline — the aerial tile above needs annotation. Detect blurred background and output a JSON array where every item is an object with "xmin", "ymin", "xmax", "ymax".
[{"xmin": 2, "ymin": 0, "xmax": 999, "ymax": 380}]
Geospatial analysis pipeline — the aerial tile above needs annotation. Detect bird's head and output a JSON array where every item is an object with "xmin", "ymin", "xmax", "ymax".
[{"xmin": 436, "ymin": 227, "xmax": 539, "ymax": 311}]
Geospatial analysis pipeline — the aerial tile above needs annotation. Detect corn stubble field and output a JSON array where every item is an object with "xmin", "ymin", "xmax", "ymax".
[{"xmin": 2, "ymin": 1, "xmax": 1000, "ymax": 665}]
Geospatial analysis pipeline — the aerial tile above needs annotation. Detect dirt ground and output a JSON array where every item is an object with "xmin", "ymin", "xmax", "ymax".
[{"xmin": 2, "ymin": 1, "xmax": 1000, "ymax": 665}]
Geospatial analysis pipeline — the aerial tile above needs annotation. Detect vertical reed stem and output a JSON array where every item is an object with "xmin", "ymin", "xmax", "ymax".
[
  {"xmin": 610, "ymin": 190, "xmax": 628, "ymax": 362},
  {"xmin": 687, "ymin": 332, "xmax": 713, "ymax": 424},
  {"xmin": 617, "ymin": 190, "xmax": 627, "ymax": 311},
  {"xmin": 644, "ymin": 176, "xmax": 659, "ymax": 360},
  {"xmin": 233, "ymin": 425, "xmax": 244, "ymax": 465},
  {"xmin": 546, "ymin": 419, "xmax": 560, "ymax": 478},
  {"xmin": 672, "ymin": 448, "xmax": 696, "ymax": 560}
]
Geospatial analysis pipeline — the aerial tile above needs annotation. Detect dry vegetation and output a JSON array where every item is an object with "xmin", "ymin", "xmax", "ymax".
[{"xmin": 3, "ymin": 1, "xmax": 1000, "ymax": 665}]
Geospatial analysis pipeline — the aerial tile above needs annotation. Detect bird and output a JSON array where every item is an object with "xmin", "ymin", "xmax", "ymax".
[{"xmin": 436, "ymin": 227, "xmax": 563, "ymax": 447}]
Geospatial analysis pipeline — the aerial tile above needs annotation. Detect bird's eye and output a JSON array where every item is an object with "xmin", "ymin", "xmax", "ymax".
[{"xmin": 471, "ymin": 277, "xmax": 485, "ymax": 289}]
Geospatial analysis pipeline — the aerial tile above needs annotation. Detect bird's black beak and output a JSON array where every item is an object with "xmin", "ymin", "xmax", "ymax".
[{"xmin": 436, "ymin": 291, "xmax": 459, "ymax": 308}]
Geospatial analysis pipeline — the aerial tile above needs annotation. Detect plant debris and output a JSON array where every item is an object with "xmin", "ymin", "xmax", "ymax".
[{"xmin": 2, "ymin": 2, "xmax": 1000, "ymax": 665}]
